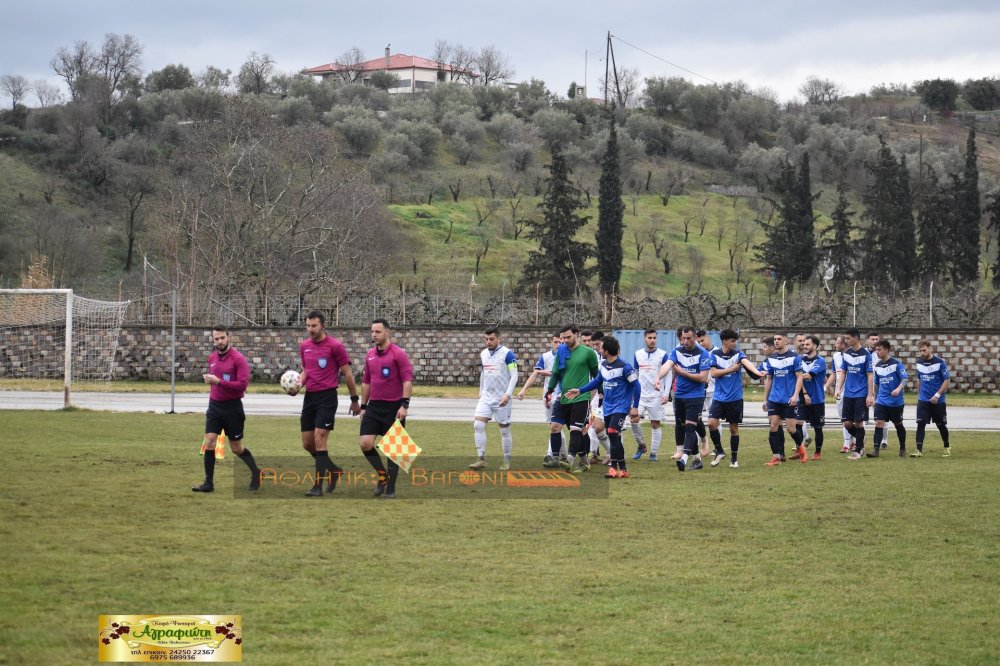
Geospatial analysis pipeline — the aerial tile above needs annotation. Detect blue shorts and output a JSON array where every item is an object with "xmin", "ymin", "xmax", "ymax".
[
  {"xmin": 873, "ymin": 404, "xmax": 904, "ymax": 423},
  {"xmin": 604, "ymin": 412, "xmax": 629, "ymax": 434},
  {"xmin": 767, "ymin": 401, "xmax": 797, "ymax": 419},
  {"xmin": 673, "ymin": 397, "xmax": 704, "ymax": 425},
  {"xmin": 708, "ymin": 399, "xmax": 743, "ymax": 424},
  {"xmin": 916, "ymin": 400, "xmax": 947, "ymax": 425},
  {"xmin": 796, "ymin": 403, "xmax": 826, "ymax": 427},
  {"xmin": 841, "ymin": 396, "xmax": 869, "ymax": 423}
]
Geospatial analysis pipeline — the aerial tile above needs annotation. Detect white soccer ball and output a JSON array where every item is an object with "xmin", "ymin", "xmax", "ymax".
[{"xmin": 280, "ymin": 370, "xmax": 301, "ymax": 393}]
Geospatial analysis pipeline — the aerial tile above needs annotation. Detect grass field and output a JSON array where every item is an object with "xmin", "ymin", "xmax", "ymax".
[{"xmin": 0, "ymin": 411, "xmax": 997, "ymax": 664}]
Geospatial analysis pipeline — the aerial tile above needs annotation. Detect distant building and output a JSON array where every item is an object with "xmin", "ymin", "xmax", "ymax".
[{"xmin": 304, "ymin": 47, "xmax": 478, "ymax": 93}]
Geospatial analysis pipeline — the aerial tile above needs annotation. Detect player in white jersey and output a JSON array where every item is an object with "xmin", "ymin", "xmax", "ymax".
[
  {"xmin": 583, "ymin": 331, "xmax": 610, "ymax": 464},
  {"xmin": 696, "ymin": 330, "xmax": 718, "ymax": 457},
  {"xmin": 631, "ymin": 329, "xmax": 670, "ymax": 461},
  {"xmin": 824, "ymin": 335, "xmax": 854, "ymax": 452},
  {"xmin": 469, "ymin": 327, "xmax": 518, "ymax": 471},
  {"xmin": 517, "ymin": 334, "xmax": 567, "ymax": 463}
]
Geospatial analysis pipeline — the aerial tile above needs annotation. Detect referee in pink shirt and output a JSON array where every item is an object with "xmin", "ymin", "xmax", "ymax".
[
  {"xmin": 288, "ymin": 311, "xmax": 361, "ymax": 497},
  {"xmin": 359, "ymin": 318, "xmax": 414, "ymax": 499},
  {"xmin": 193, "ymin": 326, "xmax": 261, "ymax": 493}
]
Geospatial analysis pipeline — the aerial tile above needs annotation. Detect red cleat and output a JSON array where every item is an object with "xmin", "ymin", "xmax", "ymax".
[{"xmin": 765, "ymin": 456, "xmax": 782, "ymax": 467}]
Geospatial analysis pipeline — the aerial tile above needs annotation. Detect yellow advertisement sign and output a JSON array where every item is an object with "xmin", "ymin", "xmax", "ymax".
[{"xmin": 98, "ymin": 615, "xmax": 242, "ymax": 662}]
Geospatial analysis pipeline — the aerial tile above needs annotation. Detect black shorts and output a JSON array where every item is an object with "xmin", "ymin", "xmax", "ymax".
[
  {"xmin": 916, "ymin": 400, "xmax": 948, "ymax": 425},
  {"xmin": 301, "ymin": 388, "xmax": 338, "ymax": 432},
  {"xmin": 604, "ymin": 412, "xmax": 629, "ymax": 434},
  {"xmin": 673, "ymin": 396, "xmax": 704, "ymax": 424},
  {"xmin": 797, "ymin": 403, "xmax": 826, "ymax": 427},
  {"xmin": 841, "ymin": 396, "xmax": 869, "ymax": 423},
  {"xmin": 708, "ymin": 399, "xmax": 743, "ymax": 424},
  {"xmin": 360, "ymin": 400, "xmax": 405, "ymax": 437},
  {"xmin": 552, "ymin": 400, "xmax": 590, "ymax": 430},
  {"xmin": 205, "ymin": 399, "xmax": 245, "ymax": 440},
  {"xmin": 767, "ymin": 400, "xmax": 797, "ymax": 419},
  {"xmin": 873, "ymin": 404, "xmax": 904, "ymax": 423}
]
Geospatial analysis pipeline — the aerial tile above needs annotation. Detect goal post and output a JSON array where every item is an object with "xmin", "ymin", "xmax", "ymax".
[{"xmin": 0, "ymin": 289, "xmax": 129, "ymax": 408}]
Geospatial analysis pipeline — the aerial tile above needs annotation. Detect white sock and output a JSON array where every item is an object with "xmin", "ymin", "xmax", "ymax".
[
  {"xmin": 681, "ymin": 453, "xmax": 689, "ymax": 464},
  {"xmin": 560, "ymin": 432, "xmax": 567, "ymax": 456},
  {"xmin": 588, "ymin": 427, "xmax": 599, "ymax": 454},
  {"xmin": 651, "ymin": 428, "xmax": 662, "ymax": 454},
  {"xmin": 499, "ymin": 425, "xmax": 512, "ymax": 458},
  {"xmin": 802, "ymin": 422, "xmax": 811, "ymax": 439},
  {"xmin": 882, "ymin": 425, "xmax": 890, "ymax": 444},
  {"xmin": 473, "ymin": 420, "xmax": 487, "ymax": 458},
  {"xmin": 842, "ymin": 426, "xmax": 852, "ymax": 444},
  {"xmin": 630, "ymin": 422, "xmax": 646, "ymax": 447},
  {"xmin": 596, "ymin": 429, "xmax": 609, "ymax": 453}
]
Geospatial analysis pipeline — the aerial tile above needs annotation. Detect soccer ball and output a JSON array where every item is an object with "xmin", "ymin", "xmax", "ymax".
[{"xmin": 280, "ymin": 370, "xmax": 301, "ymax": 394}]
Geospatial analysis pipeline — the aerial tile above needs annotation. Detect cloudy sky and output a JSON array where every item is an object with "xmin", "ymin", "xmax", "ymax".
[{"xmin": 3, "ymin": 0, "xmax": 999, "ymax": 102}]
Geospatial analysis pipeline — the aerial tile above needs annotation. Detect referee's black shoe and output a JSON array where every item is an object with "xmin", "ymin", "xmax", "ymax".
[
  {"xmin": 248, "ymin": 470, "xmax": 262, "ymax": 491},
  {"xmin": 372, "ymin": 481, "xmax": 388, "ymax": 498},
  {"xmin": 192, "ymin": 482, "xmax": 214, "ymax": 493},
  {"xmin": 325, "ymin": 465, "xmax": 343, "ymax": 494},
  {"xmin": 305, "ymin": 485, "xmax": 323, "ymax": 497}
]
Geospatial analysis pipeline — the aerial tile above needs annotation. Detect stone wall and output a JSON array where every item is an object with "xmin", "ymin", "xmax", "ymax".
[{"xmin": 3, "ymin": 325, "xmax": 998, "ymax": 393}]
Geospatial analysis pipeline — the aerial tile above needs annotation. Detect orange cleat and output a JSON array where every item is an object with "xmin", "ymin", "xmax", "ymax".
[
  {"xmin": 811, "ymin": 452, "xmax": 822, "ymax": 461},
  {"xmin": 765, "ymin": 456, "xmax": 783, "ymax": 467}
]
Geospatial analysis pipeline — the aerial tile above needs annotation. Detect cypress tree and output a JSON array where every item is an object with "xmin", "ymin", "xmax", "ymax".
[
  {"xmin": 987, "ymin": 191, "xmax": 1000, "ymax": 289},
  {"xmin": 755, "ymin": 159, "xmax": 799, "ymax": 287},
  {"xmin": 596, "ymin": 116, "xmax": 625, "ymax": 295},
  {"xmin": 861, "ymin": 137, "xmax": 916, "ymax": 289},
  {"xmin": 822, "ymin": 178, "xmax": 856, "ymax": 286},
  {"xmin": 949, "ymin": 129, "xmax": 981, "ymax": 285},
  {"xmin": 915, "ymin": 166, "xmax": 952, "ymax": 286}
]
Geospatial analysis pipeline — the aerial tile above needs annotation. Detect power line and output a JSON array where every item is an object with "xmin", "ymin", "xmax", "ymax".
[{"xmin": 610, "ymin": 33, "xmax": 720, "ymax": 86}]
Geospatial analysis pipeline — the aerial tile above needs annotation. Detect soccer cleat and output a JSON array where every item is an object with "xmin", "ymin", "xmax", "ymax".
[
  {"xmin": 675, "ymin": 458, "xmax": 686, "ymax": 472},
  {"xmin": 798, "ymin": 445, "xmax": 808, "ymax": 462},
  {"xmin": 579, "ymin": 455, "xmax": 591, "ymax": 472},
  {"xmin": 372, "ymin": 481, "xmax": 387, "ymax": 497},
  {"xmin": 617, "ymin": 469, "xmax": 630, "ymax": 478},
  {"xmin": 941, "ymin": 448, "xmax": 951, "ymax": 457},
  {"xmin": 910, "ymin": 450, "xmax": 923, "ymax": 458},
  {"xmin": 382, "ymin": 488, "xmax": 396, "ymax": 499},
  {"xmin": 848, "ymin": 451, "xmax": 863, "ymax": 460},
  {"xmin": 866, "ymin": 449, "xmax": 880, "ymax": 458},
  {"xmin": 605, "ymin": 467, "xmax": 619, "ymax": 479},
  {"xmin": 191, "ymin": 482, "xmax": 214, "ymax": 493},
  {"xmin": 764, "ymin": 456, "xmax": 782, "ymax": 467},
  {"xmin": 542, "ymin": 457, "xmax": 561, "ymax": 469},
  {"xmin": 648, "ymin": 453, "xmax": 658, "ymax": 462},
  {"xmin": 602, "ymin": 455, "xmax": 612, "ymax": 466},
  {"xmin": 304, "ymin": 485, "xmax": 323, "ymax": 497},
  {"xmin": 543, "ymin": 454, "xmax": 553, "ymax": 465},
  {"xmin": 588, "ymin": 452, "xmax": 601, "ymax": 465},
  {"xmin": 880, "ymin": 441, "xmax": 888, "ymax": 450},
  {"xmin": 469, "ymin": 458, "xmax": 487, "ymax": 470},
  {"xmin": 558, "ymin": 458, "xmax": 573, "ymax": 471},
  {"xmin": 840, "ymin": 445, "xmax": 851, "ymax": 454},
  {"xmin": 689, "ymin": 459, "xmax": 704, "ymax": 471},
  {"xmin": 632, "ymin": 445, "xmax": 647, "ymax": 461},
  {"xmin": 898, "ymin": 448, "xmax": 906, "ymax": 458},
  {"xmin": 729, "ymin": 461, "xmax": 740, "ymax": 468},
  {"xmin": 811, "ymin": 452, "xmax": 822, "ymax": 461},
  {"xmin": 248, "ymin": 471, "xmax": 262, "ymax": 491},
  {"xmin": 711, "ymin": 453, "xmax": 726, "ymax": 467},
  {"xmin": 325, "ymin": 465, "xmax": 343, "ymax": 493},
  {"xmin": 499, "ymin": 457, "xmax": 511, "ymax": 471},
  {"xmin": 804, "ymin": 434, "xmax": 813, "ymax": 445}
]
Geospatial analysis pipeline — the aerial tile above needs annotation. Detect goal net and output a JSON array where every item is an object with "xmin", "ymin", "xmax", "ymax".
[{"xmin": 0, "ymin": 289, "xmax": 130, "ymax": 407}]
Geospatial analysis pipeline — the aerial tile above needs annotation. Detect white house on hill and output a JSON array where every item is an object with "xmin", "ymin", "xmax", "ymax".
[{"xmin": 304, "ymin": 48, "xmax": 479, "ymax": 93}]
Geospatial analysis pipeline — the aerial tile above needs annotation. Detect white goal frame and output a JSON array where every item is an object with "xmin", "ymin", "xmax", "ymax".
[{"xmin": 0, "ymin": 288, "xmax": 74, "ymax": 407}]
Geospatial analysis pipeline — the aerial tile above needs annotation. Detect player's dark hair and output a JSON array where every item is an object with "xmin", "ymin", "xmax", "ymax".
[
  {"xmin": 720, "ymin": 329, "xmax": 739, "ymax": 341},
  {"xmin": 877, "ymin": 339, "xmax": 892, "ymax": 351},
  {"xmin": 695, "ymin": 329, "xmax": 707, "ymax": 337},
  {"xmin": 845, "ymin": 327, "xmax": 861, "ymax": 339},
  {"xmin": 644, "ymin": 328, "xmax": 656, "ymax": 336},
  {"xmin": 762, "ymin": 336, "xmax": 775, "ymax": 347},
  {"xmin": 305, "ymin": 310, "xmax": 325, "ymax": 325},
  {"xmin": 372, "ymin": 317, "xmax": 391, "ymax": 330},
  {"xmin": 867, "ymin": 331, "xmax": 880, "ymax": 339},
  {"xmin": 676, "ymin": 326, "xmax": 684, "ymax": 336},
  {"xmin": 212, "ymin": 326, "xmax": 229, "ymax": 334},
  {"xmin": 591, "ymin": 331, "xmax": 604, "ymax": 341},
  {"xmin": 581, "ymin": 329, "xmax": 593, "ymax": 337},
  {"xmin": 602, "ymin": 336, "xmax": 620, "ymax": 356},
  {"xmin": 808, "ymin": 335, "xmax": 821, "ymax": 347},
  {"xmin": 679, "ymin": 325, "xmax": 696, "ymax": 336},
  {"xmin": 484, "ymin": 326, "xmax": 499, "ymax": 336},
  {"xmin": 559, "ymin": 323, "xmax": 578, "ymax": 334}
]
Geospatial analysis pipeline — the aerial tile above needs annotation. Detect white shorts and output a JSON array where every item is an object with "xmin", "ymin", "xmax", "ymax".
[
  {"xmin": 704, "ymin": 394, "xmax": 714, "ymax": 415},
  {"xmin": 475, "ymin": 398, "xmax": 512, "ymax": 425},
  {"xmin": 638, "ymin": 397, "xmax": 665, "ymax": 422}
]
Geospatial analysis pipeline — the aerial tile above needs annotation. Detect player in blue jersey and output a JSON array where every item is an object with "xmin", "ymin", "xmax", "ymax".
[
  {"xmin": 835, "ymin": 328, "xmax": 875, "ymax": 461},
  {"xmin": 868, "ymin": 339, "xmax": 908, "ymax": 458},
  {"xmin": 654, "ymin": 326, "xmax": 712, "ymax": 472},
  {"xmin": 798, "ymin": 335, "xmax": 827, "ymax": 461},
  {"xmin": 762, "ymin": 333, "xmax": 806, "ymax": 466},
  {"xmin": 707, "ymin": 329, "xmax": 764, "ymax": 468},
  {"xmin": 696, "ymin": 330, "xmax": 718, "ymax": 457},
  {"xmin": 867, "ymin": 331, "xmax": 890, "ymax": 450},
  {"xmin": 564, "ymin": 336, "xmax": 640, "ymax": 478},
  {"xmin": 912, "ymin": 339, "xmax": 951, "ymax": 457}
]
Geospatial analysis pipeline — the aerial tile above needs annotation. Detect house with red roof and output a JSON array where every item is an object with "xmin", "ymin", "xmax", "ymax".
[{"xmin": 304, "ymin": 47, "xmax": 479, "ymax": 93}]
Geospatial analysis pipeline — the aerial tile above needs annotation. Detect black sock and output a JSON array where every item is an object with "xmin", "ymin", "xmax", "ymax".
[
  {"xmin": 778, "ymin": 429, "xmax": 786, "ymax": 456},
  {"xmin": 938, "ymin": 424, "xmax": 950, "ymax": 447},
  {"xmin": 684, "ymin": 424, "xmax": 698, "ymax": 455},
  {"xmin": 709, "ymin": 428, "xmax": 723, "ymax": 454},
  {"xmin": 916, "ymin": 423, "xmax": 926, "ymax": 450},
  {"xmin": 238, "ymin": 448, "xmax": 259, "ymax": 474},
  {"xmin": 814, "ymin": 427, "xmax": 824, "ymax": 452},
  {"xmin": 203, "ymin": 447, "xmax": 216, "ymax": 484},
  {"xmin": 768, "ymin": 430, "xmax": 781, "ymax": 456},
  {"xmin": 873, "ymin": 427, "xmax": 883, "ymax": 449},
  {"xmin": 730, "ymin": 435, "xmax": 740, "ymax": 462},
  {"xmin": 549, "ymin": 432, "xmax": 562, "ymax": 457},
  {"xmin": 364, "ymin": 448, "xmax": 387, "ymax": 484},
  {"xmin": 674, "ymin": 424, "xmax": 685, "ymax": 448},
  {"xmin": 569, "ymin": 430, "xmax": 585, "ymax": 458},
  {"xmin": 894, "ymin": 422, "xmax": 906, "ymax": 448},
  {"xmin": 795, "ymin": 423, "xmax": 804, "ymax": 440},
  {"xmin": 854, "ymin": 426, "xmax": 866, "ymax": 452},
  {"xmin": 386, "ymin": 459, "xmax": 400, "ymax": 491},
  {"xmin": 695, "ymin": 419, "xmax": 706, "ymax": 440},
  {"xmin": 609, "ymin": 432, "xmax": 625, "ymax": 470},
  {"xmin": 316, "ymin": 451, "xmax": 342, "ymax": 490},
  {"xmin": 791, "ymin": 428, "xmax": 804, "ymax": 448}
]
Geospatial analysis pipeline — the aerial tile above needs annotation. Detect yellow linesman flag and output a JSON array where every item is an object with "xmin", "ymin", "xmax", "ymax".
[
  {"xmin": 376, "ymin": 420, "xmax": 422, "ymax": 473},
  {"xmin": 199, "ymin": 431, "xmax": 226, "ymax": 460}
]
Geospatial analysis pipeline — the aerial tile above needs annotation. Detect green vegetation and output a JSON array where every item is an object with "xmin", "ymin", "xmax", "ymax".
[{"xmin": 0, "ymin": 411, "xmax": 997, "ymax": 664}]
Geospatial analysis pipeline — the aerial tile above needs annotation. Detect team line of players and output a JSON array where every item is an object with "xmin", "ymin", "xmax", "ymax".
[{"xmin": 472, "ymin": 324, "xmax": 952, "ymax": 477}]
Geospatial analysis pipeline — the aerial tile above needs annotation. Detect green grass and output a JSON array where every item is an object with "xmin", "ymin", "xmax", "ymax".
[{"xmin": 0, "ymin": 411, "xmax": 997, "ymax": 664}]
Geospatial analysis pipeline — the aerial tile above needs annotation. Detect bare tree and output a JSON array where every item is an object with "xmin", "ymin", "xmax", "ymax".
[
  {"xmin": 237, "ymin": 51, "xmax": 275, "ymax": 94},
  {"xmin": 0, "ymin": 74, "xmax": 30, "ymax": 109},
  {"xmin": 686, "ymin": 245, "xmax": 705, "ymax": 294},
  {"xmin": 473, "ymin": 198, "xmax": 501, "ymax": 226},
  {"xmin": 33, "ymin": 79, "xmax": 64, "ymax": 107},
  {"xmin": 474, "ymin": 232, "xmax": 491, "ymax": 276},
  {"xmin": 715, "ymin": 211, "xmax": 728, "ymax": 251},
  {"xmin": 334, "ymin": 47, "xmax": 367, "ymax": 83},
  {"xmin": 698, "ymin": 198, "xmax": 709, "ymax": 236},
  {"xmin": 93, "ymin": 33, "xmax": 144, "ymax": 127},
  {"xmin": 50, "ymin": 40, "xmax": 96, "ymax": 100},
  {"xmin": 600, "ymin": 66, "xmax": 642, "ymax": 108},
  {"xmin": 682, "ymin": 216, "xmax": 693, "ymax": 242},
  {"xmin": 799, "ymin": 75, "xmax": 843, "ymax": 104},
  {"xmin": 632, "ymin": 228, "xmax": 646, "ymax": 260},
  {"xmin": 448, "ymin": 179, "xmax": 462, "ymax": 202},
  {"xmin": 475, "ymin": 45, "xmax": 514, "ymax": 86}
]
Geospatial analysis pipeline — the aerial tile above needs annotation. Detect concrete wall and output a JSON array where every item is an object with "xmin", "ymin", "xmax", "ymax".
[{"xmin": 2, "ymin": 325, "xmax": 998, "ymax": 393}]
